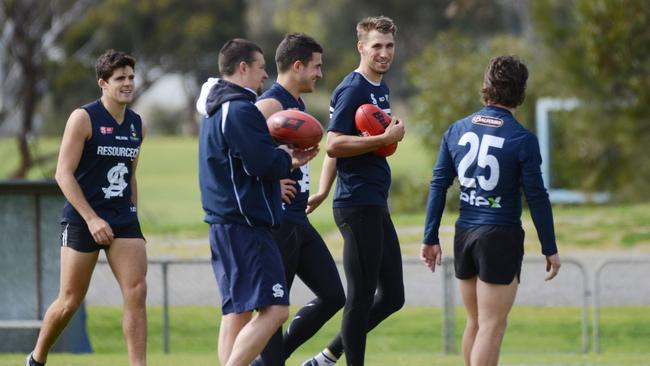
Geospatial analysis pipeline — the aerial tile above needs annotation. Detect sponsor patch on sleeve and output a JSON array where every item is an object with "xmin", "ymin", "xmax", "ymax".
[{"xmin": 472, "ymin": 115, "xmax": 504, "ymax": 127}]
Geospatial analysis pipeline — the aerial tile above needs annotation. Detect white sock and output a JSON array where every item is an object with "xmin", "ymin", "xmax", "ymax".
[{"xmin": 315, "ymin": 349, "xmax": 337, "ymax": 364}]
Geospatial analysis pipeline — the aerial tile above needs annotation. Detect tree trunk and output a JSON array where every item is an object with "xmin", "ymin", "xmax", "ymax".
[
  {"xmin": 181, "ymin": 94, "xmax": 199, "ymax": 136},
  {"xmin": 12, "ymin": 44, "xmax": 37, "ymax": 179},
  {"xmin": 181, "ymin": 77, "xmax": 199, "ymax": 136}
]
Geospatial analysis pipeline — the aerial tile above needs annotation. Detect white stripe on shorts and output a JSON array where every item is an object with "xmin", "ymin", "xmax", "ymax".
[{"xmin": 62, "ymin": 224, "xmax": 68, "ymax": 246}]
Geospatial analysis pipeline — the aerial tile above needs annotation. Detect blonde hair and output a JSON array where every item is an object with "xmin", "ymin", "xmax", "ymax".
[{"xmin": 356, "ymin": 16, "xmax": 397, "ymax": 41}]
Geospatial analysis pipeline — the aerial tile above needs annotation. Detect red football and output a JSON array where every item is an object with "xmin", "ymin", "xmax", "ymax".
[
  {"xmin": 267, "ymin": 110, "xmax": 323, "ymax": 149},
  {"xmin": 354, "ymin": 104, "xmax": 398, "ymax": 157}
]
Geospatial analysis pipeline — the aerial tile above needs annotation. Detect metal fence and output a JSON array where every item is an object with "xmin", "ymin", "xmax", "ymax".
[
  {"xmin": 592, "ymin": 258, "xmax": 650, "ymax": 353},
  {"xmin": 93, "ymin": 256, "xmax": 648, "ymax": 354}
]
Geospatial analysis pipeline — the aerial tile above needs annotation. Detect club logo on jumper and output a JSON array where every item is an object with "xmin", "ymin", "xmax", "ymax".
[
  {"xmin": 460, "ymin": 190, "xmax": 502, "ymax": 208},
  {"xmin": 102, "ymin": 162, "xmax": 129, "ymax": 199},
  {"xmin": 370, "ymin": 93, "xmax": 389, "ymax": 105},
  {"xmin": 297, "ymin": 165, "xmax": 310, "ymax": 193},
  {"xmin": 272, "ymin": 283, "xmax": 285, "ymax": 298},
  {"xmin": 472, "ymin": 115, "xmax": 504, "ymax": 128},
  {"xmin": 129, "ymin": 123, "xmax": 140, "ymax": 141},
  {"xmin": 370, "ymin": 93, "xmax": 378, "ymax": 105},
  {"xmin": 100, "ymin": 126, "xmax": 114, "ymax": 135}
]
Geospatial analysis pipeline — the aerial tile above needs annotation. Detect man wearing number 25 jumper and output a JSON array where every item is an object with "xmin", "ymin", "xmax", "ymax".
[{"xmin": 420, "ymin": 55, "xmax": 561, "ymax": 366}]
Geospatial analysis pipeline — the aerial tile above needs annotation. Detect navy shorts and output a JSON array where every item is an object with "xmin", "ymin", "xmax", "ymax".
[
  {"xmin": 454, "ymin": 224, "xmax": 525, "ymax": 284},
  {"xmin": 209, "ymin": 223, "xmax": 289, "ymax": 314},
  {"xmin": 61, "ymin": 222, "xmax": 145, "ymax": 253}
]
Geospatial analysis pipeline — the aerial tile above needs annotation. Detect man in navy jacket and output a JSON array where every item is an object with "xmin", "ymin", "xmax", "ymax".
[{"xmin": 197, "ymin": 38, "xmax": 317, "ymax": 366}]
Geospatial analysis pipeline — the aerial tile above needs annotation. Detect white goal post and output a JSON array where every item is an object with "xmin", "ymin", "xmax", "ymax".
[{"xmin": 535, "ymin": 97, "xmax": 610, "ymax": 204}]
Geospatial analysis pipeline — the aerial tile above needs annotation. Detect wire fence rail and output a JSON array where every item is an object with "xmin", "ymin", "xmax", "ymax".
[{"xmin": 94, "ymin": 256, "xmax": 648, "ymax": 354}]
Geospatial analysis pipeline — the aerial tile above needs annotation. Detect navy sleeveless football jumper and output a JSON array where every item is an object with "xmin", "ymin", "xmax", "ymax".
[
  {"xmin": 258, "ymin": 82, "xmax": 311, "ymax": 225},
  {"xmin": 61, "ymin": 100, "xmax": 143, "ymax": 226}
]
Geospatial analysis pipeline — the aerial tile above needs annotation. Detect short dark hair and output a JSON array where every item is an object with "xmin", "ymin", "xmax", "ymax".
[
  {"xmin": 275, "ymin": 33, "xmax": 323, "ymax": 73},
  {"xmin": 356, "ymin": 16, "xmax": 397, "ymax": 41},
  {"xmin": 96, "ymin": 50, "xmax": 135, "ymax": 81},
  {"xmin": 218, "ymin": 38, "xmax": 263, "ymax": 77},
  {"xmin": 481, "ymin": 55, "xmax": 528, "ymax": 108}
]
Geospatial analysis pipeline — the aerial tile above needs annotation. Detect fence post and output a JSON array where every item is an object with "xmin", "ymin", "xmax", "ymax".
[
  {"xmin": 565, "ymin": 258, "xmax": 590, "ymax": 354},
  {"xmin": 162, "ymin": 261, "xmax": 170, "ymax": 354},
  {"xmin": 593, "ymin": 260, "xmax": 601, "ymax": 354},
  {"xmin": 442, "ymin": 256, "xmax": 456, "ymax": 354},
  {"xmin": 578, "ymin": 261, "xmax": 590, "ymax": 354}
]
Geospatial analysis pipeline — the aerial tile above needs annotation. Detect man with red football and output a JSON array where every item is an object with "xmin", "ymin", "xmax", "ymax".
[
  {"xmin": 253, "ymin": 32, "xmax": 345, "ymax": 366},
  {"xmin": 303, "ymin": 16, "xmax": 406, "ymax": 366},
  {"xmin": 196, "ymin": 38, "xmax": 317, "ymax": 366}
]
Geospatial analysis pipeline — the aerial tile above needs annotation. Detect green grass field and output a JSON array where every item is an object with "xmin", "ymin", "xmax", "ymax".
[{"xmin": 1, "ymin": 306, "xmax": 649, "ymax": 365}]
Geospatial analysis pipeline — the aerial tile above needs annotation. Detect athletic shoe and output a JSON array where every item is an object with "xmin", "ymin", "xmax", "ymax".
[
  {"xmin": 301, "ymin": 359, "xmax": 319, "ymax": 366},
  {"xmin": 26, "ymin": 352, "xmax": 45, "ymax": 366},
  {"xmin": 301, "ymin": 351, "xmax": 337, "ymax": 366}
]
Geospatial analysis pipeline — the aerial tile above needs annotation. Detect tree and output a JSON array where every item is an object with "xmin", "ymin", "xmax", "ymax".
[
  {"xmin": 56, "ymin": 0, "xmax": 246, "ymax": 136},
  {"xmin": 531, "ymin": 0, "xmax": 650, "ymax": 196},
  {"xmin": 405, "ymin": 0, "xmax": 554, "ymax": 156},
  {"xmin": 0, "ymin": 0, "xmax": 246, "ymax": 179},
  {"xmin": 407, "ymin": 0, "xmax": 650, "ymax": 198},
  {"xmin": 0, "ymin": 0, "xmax": 98, "ymax": 178},
  {"xmin": 406, "ymin": 32, "xmax": 562, "ymax": 153}
]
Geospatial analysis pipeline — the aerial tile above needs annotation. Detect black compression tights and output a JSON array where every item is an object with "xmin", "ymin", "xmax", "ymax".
[
  {"xmin": 260, "ymin": 222, "xmax": 345, "ymax": 366},
  {"xmin": 327, "ymin": 206, "xmax": 405, "ymax": 366}
]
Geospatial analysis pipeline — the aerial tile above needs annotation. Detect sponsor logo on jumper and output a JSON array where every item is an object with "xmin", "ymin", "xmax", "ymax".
[
  {"xmin": 115, "ymin": 135, "xmax": 128, "ymax": 141},
  {"xmin": 472, "ymin": 115, "xmax": 504, "ymax": 128},
  {"xmin": 460, "ymin": 190, "xmax": 502, "ymax": 208},
  {"xmin": 272, "ymin": 283, "xmax": 285, "ymax": 298},
  {"xmin": 96, "ymin": 145, "xmax": 140, "ymax": 159},
  {"xmin": 100, "ymin": 126, "xmax": 114, "ymax": 135}
]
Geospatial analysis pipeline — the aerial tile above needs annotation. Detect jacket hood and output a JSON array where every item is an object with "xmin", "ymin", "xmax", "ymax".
[{"xmin": 196, "ymin": 78, "xmax": 257, "ymax": 117}]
